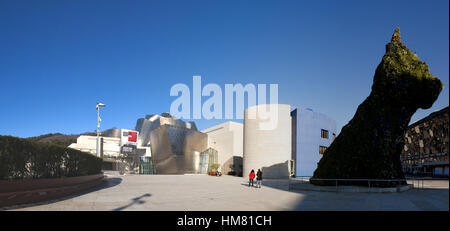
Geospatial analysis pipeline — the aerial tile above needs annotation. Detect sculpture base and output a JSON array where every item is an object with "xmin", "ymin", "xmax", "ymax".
[{"xmin": 290, "ymin": 182, "xmax": 413, "ymax": 193}]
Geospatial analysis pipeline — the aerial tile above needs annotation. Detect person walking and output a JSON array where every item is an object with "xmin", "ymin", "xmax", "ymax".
[
  {"xmin": 249, "ymin": 169, "xmax": 255, "ymax": 187},
  {"xmin": 256, "ymin": 169, "xmax": 262, "ymax": 188}
]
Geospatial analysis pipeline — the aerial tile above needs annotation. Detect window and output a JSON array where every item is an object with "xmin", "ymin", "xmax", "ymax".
[
  {"xmin": 319, "ymin": 146, "xmax": 327, "ymax": 154},
  {"xmin": 321, "ymin": 129, "xmax": 329, "ymax": 139}
]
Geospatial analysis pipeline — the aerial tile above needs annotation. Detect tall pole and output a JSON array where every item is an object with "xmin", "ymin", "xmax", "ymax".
[
  {"xmin": 96, "ymin": 102, "xmax": 105, "ymax": 158},
  {"xmin": 96, "ymin": 106, "xmax": 100, "ymax": 157}
]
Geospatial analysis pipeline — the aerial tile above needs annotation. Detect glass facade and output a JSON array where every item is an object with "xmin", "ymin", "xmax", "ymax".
[
  {"xmin": 202, "ymin": 148, "xmax": 218, "ymax": 173},
  {"xmin": 199, "ymin": 153, "xmax": 210, "ymax": 174},
  {"xmin": 139, "ymin": 156, "xmax": 156, "ymax": 174}
]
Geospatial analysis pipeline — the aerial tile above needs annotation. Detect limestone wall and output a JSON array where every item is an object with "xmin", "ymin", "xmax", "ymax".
[
  {"xmin": 202, "ymin": 121, "xmax": 243, "ymax": 174},
  {"xmin": 243, "ymin": 104, "xmax": 292, "ymax": 179}
]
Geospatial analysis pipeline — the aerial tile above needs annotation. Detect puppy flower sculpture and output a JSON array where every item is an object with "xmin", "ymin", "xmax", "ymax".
[{"xmin": 310, "ymin": 28, "xmax": 443, "ymax": 187}]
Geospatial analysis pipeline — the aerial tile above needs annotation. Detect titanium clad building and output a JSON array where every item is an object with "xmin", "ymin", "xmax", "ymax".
[
  {"xmin": 135, "ymin": 113, "xmax": 197, "ymax": 147},
  {"xmin": 135, "ymin": 113, "xmax": 208, "ymax": 174}
]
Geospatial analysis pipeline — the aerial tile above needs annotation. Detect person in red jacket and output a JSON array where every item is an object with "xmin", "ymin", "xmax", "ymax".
[{"xmin": 248, "ymin": 169, "xmax": 255, "ymax": 187}]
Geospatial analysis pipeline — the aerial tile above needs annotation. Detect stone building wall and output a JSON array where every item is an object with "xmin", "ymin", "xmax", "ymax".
[{"xmin": 401, "ymin": 107, "xmax": 449, "ymax": 176}]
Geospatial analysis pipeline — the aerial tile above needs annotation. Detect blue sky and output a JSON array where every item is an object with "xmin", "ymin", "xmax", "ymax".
[{"xmin": 0, "ymin": 0, "xmax": 448, "ymax": 138}]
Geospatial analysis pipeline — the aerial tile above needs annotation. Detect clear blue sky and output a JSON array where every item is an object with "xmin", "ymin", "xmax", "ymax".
[{"xmin": 0, "ymin": 0, "xmax": 448, "ymax": 138}]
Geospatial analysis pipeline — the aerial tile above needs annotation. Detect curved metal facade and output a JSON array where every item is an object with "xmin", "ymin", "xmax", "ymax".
[
  {"xmin": 135, "ymin": 113, "xmax": 208, "ymax": 174},
  {"xmin": 103, "ymin": 128, "xmax": 121, "ymax": 138}
]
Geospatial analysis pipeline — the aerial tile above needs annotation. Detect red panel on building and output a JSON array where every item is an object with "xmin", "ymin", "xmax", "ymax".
[{"xmin": 128, "ymin": 131, "xmax": 137, "ymax": 142}]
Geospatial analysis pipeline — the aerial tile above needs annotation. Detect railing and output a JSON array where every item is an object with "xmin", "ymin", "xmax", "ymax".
[
  {"xmin": 406, "ymin": 177, "xmax": 425, "ymax": 189},
  {"xmin": 290, "ymin": 176, "xmax": 427, "ymax": 191}
]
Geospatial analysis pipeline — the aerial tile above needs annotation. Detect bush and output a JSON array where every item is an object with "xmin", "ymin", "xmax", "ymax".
[
  {"xmin": 210, "ymin": 163, "xmax": 220, "ymax": 171},
  {"xmin": 0, "ymin": 135, "xmax": 102, "ymax": 180}
]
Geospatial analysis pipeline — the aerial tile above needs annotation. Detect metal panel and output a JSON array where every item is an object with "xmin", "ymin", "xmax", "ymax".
[
  {"xmin": 134, "ymin": 113, "xmax": 208, "ymax": 174},
  {"xmin": 103, "ymin": 128, "xmax": 121, "ymax": 138}
]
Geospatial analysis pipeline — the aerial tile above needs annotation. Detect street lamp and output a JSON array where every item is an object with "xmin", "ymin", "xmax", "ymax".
[{"xmin": 96, "ymin": 102, "xmax": 106, "ymax": 158}]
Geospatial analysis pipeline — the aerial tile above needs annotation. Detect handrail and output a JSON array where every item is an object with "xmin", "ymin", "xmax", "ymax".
[
  {"xmin": 309, "ymin": 178, "xmax": 408, "ymax": 181},
  {"xmin": 289, "ymin": 177, "xmax": 427, "ymax": 190}
]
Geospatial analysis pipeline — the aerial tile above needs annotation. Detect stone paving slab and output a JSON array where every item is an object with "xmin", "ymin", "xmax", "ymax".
[{"xmin": 4, "ymin": 173, "xmax": 448, "ymax": 211}]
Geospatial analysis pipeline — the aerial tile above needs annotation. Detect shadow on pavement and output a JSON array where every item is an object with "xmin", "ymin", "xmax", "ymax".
[
  {"xmin": 1, "ymin": 176, "xmax": 123, "ymax": 211},
  {"xmin": 240, "ymin": 183, "xmax": 262, "ymax": 188},
  {"xmin": 113, "ymin": 193, "xmax": 151, "ymax": 211},
  {"xmin": 259, "ymin": 178, "xmax": 449, "ymax": 211},
  {"xmin": 258, "ymin": 179, "xmax": 291, "ymax": 191}
]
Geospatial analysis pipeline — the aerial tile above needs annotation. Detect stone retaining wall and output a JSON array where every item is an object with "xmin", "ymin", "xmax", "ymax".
[{"xmin": 0, "ymin": 173, "xmax": 104, "ymax": 208}]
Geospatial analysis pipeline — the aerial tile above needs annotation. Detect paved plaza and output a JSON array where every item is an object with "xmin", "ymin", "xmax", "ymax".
[{"xmin": 4, "ymin": 172, "xmax": 449, "ymax": 211}]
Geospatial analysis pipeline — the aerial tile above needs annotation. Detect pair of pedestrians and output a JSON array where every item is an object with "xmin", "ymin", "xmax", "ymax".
[{"xmin": 248, "ymin": 169, "xmax": 262, "ymax": 188}]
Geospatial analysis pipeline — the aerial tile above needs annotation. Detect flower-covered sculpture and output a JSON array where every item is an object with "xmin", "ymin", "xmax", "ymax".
[{"xmin": 310, "ymin": 28, "xmax": 443, "ymax": 187}]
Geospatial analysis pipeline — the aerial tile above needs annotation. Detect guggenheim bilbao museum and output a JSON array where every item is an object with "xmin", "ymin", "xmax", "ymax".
[{"xmin": 69, "ymin": 104, "xmax": 337, "ymax": 178}]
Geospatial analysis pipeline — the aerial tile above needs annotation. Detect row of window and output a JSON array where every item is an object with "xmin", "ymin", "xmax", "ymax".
[
  {"xmin": 402, "ymin": 155, "xmax": 447, "ymax": 165},
  {"xmin": 319, "ymin": 146, "xmax": 327, "ymax": 154},
  {"xmin": 321, "ymin": 129, "xmax": 336, "ymax": 140},
  {"xmin": 319, "ymin": 129, "xmax": 335, "ymax": 155}
]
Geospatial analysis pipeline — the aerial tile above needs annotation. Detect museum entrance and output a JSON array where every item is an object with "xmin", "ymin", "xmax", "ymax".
[{"xmin": 139, "ymin": 156, "xmax": 156, "ymax": 174}]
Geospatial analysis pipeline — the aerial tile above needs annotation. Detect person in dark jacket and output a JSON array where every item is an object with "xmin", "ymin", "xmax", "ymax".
[
  {"xmin": 249, "ymin": 169, "xmax": 255, "ymax": 187},
  {"xmin": 256, "ymin": 169, "xmax": 263, "ymax": 188}
]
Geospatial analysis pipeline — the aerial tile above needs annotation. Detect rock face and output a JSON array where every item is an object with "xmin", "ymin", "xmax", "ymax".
[{"xmin": 310, "ymin": 28, "xmax": 443, "ymax": 187}]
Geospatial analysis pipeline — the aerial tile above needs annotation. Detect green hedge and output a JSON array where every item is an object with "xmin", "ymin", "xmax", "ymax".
[{"xmin": 0, "ymin": 135, "xmax": 102, "ymax": 180}]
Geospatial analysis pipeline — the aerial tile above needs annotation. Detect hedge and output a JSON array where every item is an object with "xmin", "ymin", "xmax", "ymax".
[{"xmin": 0, "ymin": 135, "xmax": 102, "ymax": 180}]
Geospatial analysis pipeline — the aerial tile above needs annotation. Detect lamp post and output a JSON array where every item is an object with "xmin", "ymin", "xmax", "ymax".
[{"xmin": 96, "ymin": 102, "xmax": 106, "ymax": 158}]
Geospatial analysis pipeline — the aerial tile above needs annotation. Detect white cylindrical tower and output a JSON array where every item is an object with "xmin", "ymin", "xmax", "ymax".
[{"xmin": 243, "ymin": 104, "xmax": 292, "ymax": 179}]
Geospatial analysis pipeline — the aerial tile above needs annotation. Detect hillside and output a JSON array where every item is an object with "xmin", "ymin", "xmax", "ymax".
[{"xmin": 26, "ymin": 128, "xmax": 117, "ymax": 147}]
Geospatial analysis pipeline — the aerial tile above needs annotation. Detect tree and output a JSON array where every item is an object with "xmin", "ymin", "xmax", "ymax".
[{"xmin": 210, "ymin": 163, "xmax": 220, "ymax": 172}]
